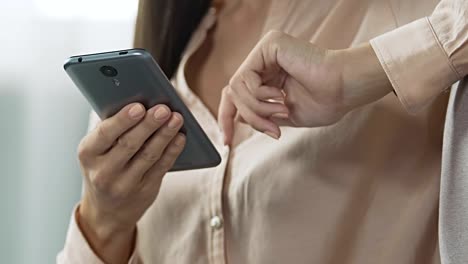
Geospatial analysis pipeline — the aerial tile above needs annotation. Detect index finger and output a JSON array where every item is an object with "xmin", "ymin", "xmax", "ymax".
[
  {"xmin": 218, "ymin": 87, "xmax": 237, "ymax": 146},
  {"xmin": 84, "ymin": 103, "xmax": 146, "ymax": 155}
]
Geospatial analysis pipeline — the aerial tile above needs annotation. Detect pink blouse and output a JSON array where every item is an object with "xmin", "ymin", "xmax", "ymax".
[{"xmin": 58, "ymin": 0, "xmax": 468, "ymax": 263}]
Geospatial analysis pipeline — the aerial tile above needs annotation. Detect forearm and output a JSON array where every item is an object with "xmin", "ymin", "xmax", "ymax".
[{"xmin": 78, "ymin": 198, "xmax": 137, "ymax": 264}]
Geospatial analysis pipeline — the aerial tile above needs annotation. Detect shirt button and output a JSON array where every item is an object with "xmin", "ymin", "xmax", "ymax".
[{"xmin": 210, "ymin": 216, "xmax": 223, "ymax": 230}]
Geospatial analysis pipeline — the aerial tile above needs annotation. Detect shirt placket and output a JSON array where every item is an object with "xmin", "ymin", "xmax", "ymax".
[
  {"xmin": 174, "ymin": 7, "xmax": 230, "ymax": 263},
  {"xmin": 208, "ymin": 146, "xmax": 230, "ymax": 264}
]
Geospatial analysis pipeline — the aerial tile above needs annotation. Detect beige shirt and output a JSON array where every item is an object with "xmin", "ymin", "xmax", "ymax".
[{"xmin": 58, "ymin": 0, "xmax": 468, "ymax": 263}]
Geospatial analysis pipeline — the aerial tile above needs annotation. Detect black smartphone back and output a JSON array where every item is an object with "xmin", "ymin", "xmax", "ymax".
[{"xmin": 64, "ymin": 49, "xmax": 221, "ymax": 171}]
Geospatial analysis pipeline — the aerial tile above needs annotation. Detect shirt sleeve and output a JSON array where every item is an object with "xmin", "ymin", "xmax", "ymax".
[
  {"xmin": 56, "ymin": 205, "xmax": 142, "ymax": 264},
  {"xmin": 370, "ymin": 0, "xmax": 468, "ymax": 113}
]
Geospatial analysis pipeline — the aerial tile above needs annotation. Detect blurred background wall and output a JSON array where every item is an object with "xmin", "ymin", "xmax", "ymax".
[{"xmin": 0, "ymin": 0, "xmax": 138, "ymax": 263}]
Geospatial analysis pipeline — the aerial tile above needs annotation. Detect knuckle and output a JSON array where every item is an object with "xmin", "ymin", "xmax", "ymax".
[
  {"xmin": 161, "ymin": 126, "xmax": 177, "ymax": 137},
  {"xmin": 237, "ymin": 71, "xmax": 248, "ymax": 82},
  {"xmin": 250, "ymin": 98, "xmax": 262, "ymax": 110},
  {"xmin": 237, "ymin": 73, "xmax": 251, "ymax": 89},
  {"xmin": 116, "ymin": 110, "xmax": 132, "ymax": 124},
  {"xmin": 110, "ymin": 184, "xmax": 132, "ymax": 200},
  {"xmin": 265, "ymin": 30, "xmax": 284, "ymax": 41},
  {"xmin": 228, "ymin": 75, "xmax": 241, "ymax": 88},
  {"xmin": 222, "ymin": 86, "xmax": 235, "ymax": 99},
  {"xmin": 221, "ymin": 86, "xmax": 230, "ymax": 96},
  {"xmin": 264, "ymin": 30, "xmax": 288, "ymax": 55},
  {"xmin": 225, "ymin": 86, "xmax": 236, "ymax": 98},
  {"xmin": 247, "ymin": 100, "xmax": 265, "ymax": 115},
  {"xmin": 138, "ymin": 149, "xmax": 163, "ymax": 163},
  {"xmin": 90, "ymin": 169, "xmax": 112, "ymax": 192},
  {"xmin": 77, "ymin": 138, "xmax": 90, "ymax": 162},
  {"xmin": 96, "ymin": 125, "xmax": 111, "ymax": 144},
  {"xmin": 158, "ymin": 155, "xmax": 175, "ymax": 170},
  {"xmin": 167, "ymin": 143, "xmax": 183, "ymax": 156},
  {"xmin": 252, "ymin": 86, "xmax": 263, "ymax": 97},
  {"xmin": 116, "ymin": 136, "xmax": 140, "ymax": 153}
]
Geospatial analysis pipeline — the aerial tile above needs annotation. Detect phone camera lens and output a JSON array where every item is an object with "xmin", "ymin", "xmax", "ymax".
[{"xmin": 100, "ymin": 66, "xmax": 118, "ymax": 77}]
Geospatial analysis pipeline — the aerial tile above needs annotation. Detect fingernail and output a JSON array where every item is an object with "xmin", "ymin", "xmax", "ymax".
[
  {"xmin": 168, "ymin": 114, "xmax": 181, "ymax": 129},
  {"xmin": 264, "ymin": 131, "xmax": 279, "ymax": 140},
  {"xmin": 129, "ymin": 104, "xmax": 144, "ymax": 119},
  {"xmin": 154, "ymin": 106, "xmax": 169, "ymax": 120}
]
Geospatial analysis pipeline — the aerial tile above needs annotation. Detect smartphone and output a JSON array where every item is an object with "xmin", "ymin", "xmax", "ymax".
[{"xmin": 64, "ymin": 48, "xmax": 221, "ymax": 171}]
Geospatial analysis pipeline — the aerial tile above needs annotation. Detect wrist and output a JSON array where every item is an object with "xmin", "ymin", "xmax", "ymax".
[
  {"xmin": 78, "ymin": 197, "xmax": 135, "ymax": 244},
  {"xmin": 77, "ymin": 198, "xmax": 137, "ymax": 264},
  {"xmin": 332, "ymin": 43, "xmax": 393, "ymax": 109}
]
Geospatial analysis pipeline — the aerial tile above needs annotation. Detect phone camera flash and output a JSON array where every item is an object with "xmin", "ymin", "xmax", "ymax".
[{"xmin": 113, "ymin": 78, "xmax": 121, "ymax": 86}]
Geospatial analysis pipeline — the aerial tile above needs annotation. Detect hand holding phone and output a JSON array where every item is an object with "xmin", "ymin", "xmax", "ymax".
[
  {"xmin": 64, "ymin": 49, "xmax": 221, "ymax": 263},
  {"xmin": 77, "ymin": 103, "xmax": 184, "ymax": 263},
  {"xmin": 64, "ymin": 49, "xmax": 221, "ymax": 171}
]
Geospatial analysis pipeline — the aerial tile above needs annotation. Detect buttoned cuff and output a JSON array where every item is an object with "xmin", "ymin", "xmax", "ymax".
[
  {"xmin": 57, "ymin": 205, "xmax": 141, "ymax": 264},
  {"xmin": 370, "ymin": 18, "xmax": 460, "ymax": 113}
]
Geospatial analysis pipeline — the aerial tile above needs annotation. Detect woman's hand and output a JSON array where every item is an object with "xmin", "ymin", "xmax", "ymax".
[
  {"xmin": 218, "ymin": 31, "xmax": 393, "ymax": 144},
  {"xmin": 77, "ymin": 103, "xmax": 186, "ymax": 264}
]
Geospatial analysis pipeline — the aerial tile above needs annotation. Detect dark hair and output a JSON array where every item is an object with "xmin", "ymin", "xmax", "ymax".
[{"xmin": 134, "ymin": 0, "xmax": 212, "ymax": 79}]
